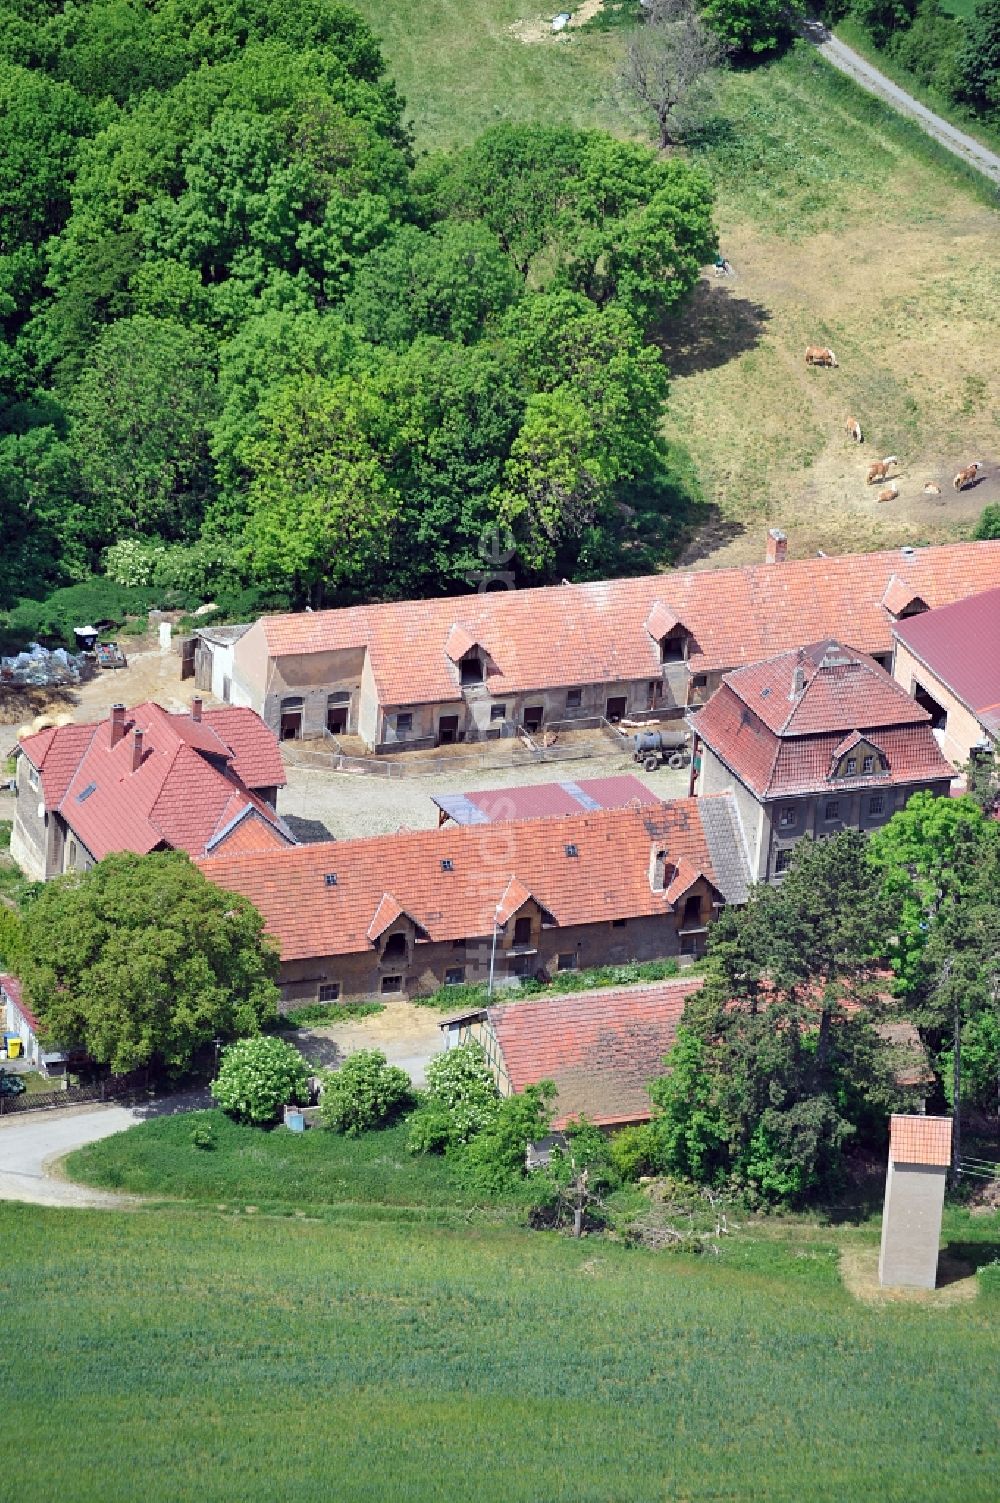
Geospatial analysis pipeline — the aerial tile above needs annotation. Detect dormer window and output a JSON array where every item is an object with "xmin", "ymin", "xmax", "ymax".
[
  {"xmin": 846, "ymin": 757, "xmax": 857, "ymax": 775},
  {"xmin": 383, "ymin": 931, "xmax": 407, "ymax": 960},
  {"xmin": 862, "ymin": 755, "xmax": 874, "ymax": 773},
  {"xmin": 459, "ymin": 652, "xmax": 484, "ymax": 685},
  {"xmin": 660, "ymin": 629, "xmax": 689, "ymax": 664}
]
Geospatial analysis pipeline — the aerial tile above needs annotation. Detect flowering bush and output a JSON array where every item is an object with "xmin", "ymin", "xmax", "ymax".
[
  {"xmin": 319, "ymin": 1049, "xmax": 412, "ymax": 1136},
  {"xmin": 103, "ymin": 538, "xmax": 165, "ymax": 588},
  {"xmin": 211, "ymin": 1035, "xmax": 310, "ymax": 1125},
  {"xmin": 407, "ymin": 1043, "xmax": 500, "ymax": 1153}
]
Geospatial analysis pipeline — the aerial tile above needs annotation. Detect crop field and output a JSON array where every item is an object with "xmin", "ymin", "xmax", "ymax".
[
  {"xmin": 4, "ymin": 1137, "xmax": 1000, "ymax": 1503},
  {"xmin": 350, "ymin": 3, "xmax": 1000, "ymax": 565}
]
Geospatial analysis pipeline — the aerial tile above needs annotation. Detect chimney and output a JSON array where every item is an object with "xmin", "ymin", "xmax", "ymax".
[
  {"xmin": 649, "ymin": 846, "xmax": 668, "ymax": 894},
  {"xmin": 110, "ymin": 703, "xmax": 126, "ymax": 747},
  {"xmin": 766, "ymin": 528, "xmax": 788, "ymax": 565},
  {"xmin": 131, "ymin": 728, "xmax": 144, "ymax": 773},
  {"xmin": 191, "ymin": 696, "xmax": 203, "ymax": 722}
]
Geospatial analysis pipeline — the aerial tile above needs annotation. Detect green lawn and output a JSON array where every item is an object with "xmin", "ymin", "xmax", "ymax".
[
  {"xmin": 65, "ymin": 1110, "xmax": 487, "ymax": 1214},
  {"xmin": 1, "ymin": 1188, "xmax": 998, "ymax": 1502}
]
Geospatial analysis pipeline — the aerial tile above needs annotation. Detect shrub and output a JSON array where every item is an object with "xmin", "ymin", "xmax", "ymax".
[
  {"xmin": 3, "ymin": 578, "xmax": 158, "ymax": 648},
  {"xmin": 319, "ymin": 1049, "xmax": 412, "ymax": 1136},
  {"xmin": 407, "ymin": 1043, "xmax": 500, "ymax": 1152},
  {"xmin": 211, "ymin": 1036, "xmax": 310, "ymax": 1125},
  {"xmin": 103, "ymin": 538, "xmax": 165, "ymax": 588},
  {"xmin": 190, "ymin": 1122, "xmax": 217, "ymax": 1151},
  {"xmin": 457, "ymin": 1083, "xmax": 555, "ymax": 1195},
  {"xmin": 973, "ymin": 504, "xmax": 1000, "ymax": 541},
  {"xmin": 283, "ymin": 1001, "xmax": 383, "ymax": 1028},
  {"xmin": 608, "ymin": 1122, "xmax": 661, "ymax": 1181}
]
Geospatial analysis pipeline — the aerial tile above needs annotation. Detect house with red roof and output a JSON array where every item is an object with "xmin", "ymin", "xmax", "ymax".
[
  {"xmin": 197, "ymin": 796, "xmax": 750, "ymax": 1008},
  {"xmin": 10, "ymin": 696, "xmax": 292, "ymax": 881},
  {"xmin": 441, "ymin": 978, "xmax": 704, "ymax": 1130},
  {"xmin": 891, "ymin": 585, "xmax": 1000, "ymax": 770},
  {"xmin": 202, "ymin": 535, "xmax": 1000, "ymax": 752},
  {"xmin": 689, "ymin": 640, "xmax": 953, "ymax": 883}
]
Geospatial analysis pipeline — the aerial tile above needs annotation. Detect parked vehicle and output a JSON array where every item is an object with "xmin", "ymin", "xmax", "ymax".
[
  {"xmin": 0, "ymin": 1069, "xmax": 26, "ymax": 1097},
  {"xmin": 632, "ymin": 727, "xmax": 691, "ymax": 772},
  {"xmin": 95, "ymin": 641, "xmax": 128, "ymax": 670}
]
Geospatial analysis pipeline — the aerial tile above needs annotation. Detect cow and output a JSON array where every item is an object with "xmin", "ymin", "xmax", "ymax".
[
  {"xmin": 867, "ymin": 456, "xmax": 899, "ymax": 485},
  {"xmin": 805, "ymin": 346, "xmax": 838, "ymax": 367},
  {"xmin": 953, "ymin": 462, "xmax": 983, "ymax": 492},
  {"xmin": 846, "ymin": 417, "xmax": 863, "ymax": 443},
  {"xmin": 877, "ymin": 483, "xmax": 899, "ymax": 503},
  {"xmin": 923, "ymin": 482, "xmax": 942, "ymax": 496}
]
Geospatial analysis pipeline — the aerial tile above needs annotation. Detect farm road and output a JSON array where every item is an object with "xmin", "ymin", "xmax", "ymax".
[
  {"xmin": 0, "ymin": 1090, "xmax": 208, "ymax": 1207},
  {"xmin": 805, "ymin": 21, "xmax": 1000, "ymax": 187}
]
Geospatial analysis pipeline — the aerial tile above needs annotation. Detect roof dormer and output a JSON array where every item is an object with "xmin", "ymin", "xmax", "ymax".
[
  {"xmin": 882, "ymin": 575, "xmax": 930, "ymax": 621},
  {"xmin": 445, "ymin": 623, "xmax": 489, "ymax": 685},
  {"xmin": 645, "ymin": 602, "xmax": 691, "ymax": 664},
  {"xmin": 829, "ymin": 732, "xmax": 888, "ymax": 781}
]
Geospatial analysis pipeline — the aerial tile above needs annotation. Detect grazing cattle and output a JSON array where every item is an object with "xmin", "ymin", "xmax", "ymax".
[
  {"xmin": 877, "ymin": 483, "xmax": 899, "ymax": 503},
  {"xmin": 953, "ymin": 462, "xmax": 983, "ymax": 492},
  {"xmin": 923, "ymin": 482, "xmax": 942, "ymax": 496},
  {"xmin": 846, "ymin": 417, "xmax": 863, "ymax": 443},
  {"xmin": 805, "ymin": 346, "xmax": 838, "ymax": 367},
  {"xmin": 867, "ymin": 456, "xmax": 899, "ymax": 485}
]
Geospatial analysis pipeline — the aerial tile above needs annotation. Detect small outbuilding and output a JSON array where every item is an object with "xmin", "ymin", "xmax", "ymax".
[{"xmin": 878, "ymin": 1114, "xmax": 952, "ymax": 1291}]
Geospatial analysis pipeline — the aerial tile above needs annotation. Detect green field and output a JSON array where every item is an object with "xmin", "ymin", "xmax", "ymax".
[{"xmin": 5, "ymin": 1117, "xmax": 1000, "ymax": 1503}]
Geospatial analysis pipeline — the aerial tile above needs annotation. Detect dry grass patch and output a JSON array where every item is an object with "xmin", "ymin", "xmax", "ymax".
[{"xmin": 839, "ymin": 1244, "xmax": 981, "ymax": 1307}]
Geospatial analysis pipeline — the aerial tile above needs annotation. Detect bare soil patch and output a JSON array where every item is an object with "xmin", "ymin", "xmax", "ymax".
[
  {"xmin": 839, "ymin": 1244, "xmax": 980, "ymax": 1306},
  {"xmin": 510, "ymin": 0, "xmax": 603, "ymax": 44}
]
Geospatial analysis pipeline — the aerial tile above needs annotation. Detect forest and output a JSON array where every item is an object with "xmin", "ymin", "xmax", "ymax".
[{"xmin": 0, "ymin": 0, "xmax": 719, "ymax": 633}]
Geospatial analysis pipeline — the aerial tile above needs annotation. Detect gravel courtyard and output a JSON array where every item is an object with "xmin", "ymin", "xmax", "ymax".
[{"xmin": 277, "ymin": 736, "xmax": 691, "ymax": 840}]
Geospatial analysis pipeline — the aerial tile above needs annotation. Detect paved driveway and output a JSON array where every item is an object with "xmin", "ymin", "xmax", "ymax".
[{"xmin": 0, "ymin": 1091, "xmax": 207, "ymax": 1207}]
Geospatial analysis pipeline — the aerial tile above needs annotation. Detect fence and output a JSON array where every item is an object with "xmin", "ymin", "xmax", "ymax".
[
  {"xmin": 0, "ymin": 1070, "xmax": 151, "ymax": 1116},
  {"xmin": 291, "ymin": 718, "xmax": 633, "ymax": 781}
]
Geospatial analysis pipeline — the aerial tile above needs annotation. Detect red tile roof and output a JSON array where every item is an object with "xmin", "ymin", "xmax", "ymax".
[
  {"xmin": 198, "ymin": 797, "xmax": 745, "ymax": 962},
  {"xmin": 893, "ymin": 586, "xmax": 1000, "ymax": 737},
  {"xmin": 692, "ymin": 642, "xmax": 953, "ymax": 799},
  {"xmin": 432, "ymin": 774, "xmax": 662, "ymax": 825},
  {"xmin": 254, "ymin": 540, "xmax": 1000, "ymax": 707},
  {"xmin": 482, "ymin": 978, "xmax": 703, "ymax": 1128},
  {"xmin": 0, "ymin": 972, "xmax": 38, "ymax": 1032},
  {"xmin": 18, "ymin": 702, "xmax": 291, "ymax": 862},
  {"xmin": 889, "ymin": 1114, "xmax": 952, "ymax": 1167}
]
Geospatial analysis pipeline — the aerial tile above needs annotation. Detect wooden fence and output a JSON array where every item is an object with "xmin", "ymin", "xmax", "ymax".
[{"xmin": 0, "ymin": 1071, "xmax": 150, "ymax": 1116}]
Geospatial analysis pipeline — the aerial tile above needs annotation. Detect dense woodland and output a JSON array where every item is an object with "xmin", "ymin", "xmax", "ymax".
[
  {"xmin": 836, "ymin": 0, "xmax": 1000, "ymax": 120},
  {"xmin": 0, "ymin": 0, "xmax": 721, "ymax": 631}
]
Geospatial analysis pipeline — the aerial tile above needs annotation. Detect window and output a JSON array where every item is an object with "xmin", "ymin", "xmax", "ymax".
[
  {"xmin": 440, "ymin": 859, "xmax": 454, "ymax": 872},
  {"xmin": 510, "ymin": 954, "xmax": 534, "ymax": 979},
  {"xmin": 318, "ymin": 983, "xmax": 341, "ymax": 1003},
  {"xmin": 824, "ymin": 800, "xmax": 840, "ymax": 822},
  {"xmin": 557, "ymin": 953, "xmax": 578, "ymax": 971},
  {"xmin": 566, "ymin": 688, "xmax": 583, "ymax": 709},
  {"xmin": 381, "ymin": 975, "xmax": 403, "ymax": 994},
  {"xmin": 324, "ymin": 872, "xmax": 337, "ymax": 887},
  {"xmin": 26, "ymin": 762, "xmax": 39, "ymax": 791},
  {"xmin": 775, "ymin": 848, "xmax": 793, "ymax": 874},
  {"xmin": 779, "ymin": 806, "xmax": 796, "ymax": 829},
  {"xmin": 565, "ymin": 843, "xmax": 579, "ymax": 858},
  {"xmin": 460, "ymin": 654, "xmax": 483, "ymax": 685},
  {"xmin": 444, "ymin": 967, "xmax": 465, "ymax": 986},
  {"xmin": 513, "ymin": 915, "xmax": 532, "ymax": 948},
  {"xmin": 490, "ymin": 704, "xmax": 507, "ymax": 722},
  {"xmin": 868, "ymin": 795, "xmax": 885, "ymax": 817},
  {"xmin": 862, "ymin": 755, "xmax": 874, "ymax": 774},
  {"xmin": 846, "ymin": 757, "xmax": 857, "ymax": 775},
  {"xmin": 692, "ymin": 674, "xmax": 707, "ymax": 689},
  {"xmin": 611, "ymin": 918, "xmax": 627, "ymax": 929},
  {"xmin": 67, "ymin": 839, "xmax": 77, "ymax": 868},
  {"xmin": 383, "ymin": 931, "xmax": 407, "ymax": 960},
  {"xmin": 660, "ymin": 630, "xmax": 687, "ymax": 664},
  {"xmin": 681, "ymin": 893, "xmax": 702, "ymax": 928},
  {"xmin": 395, "ymin": 712, "xmax": 413, "ymax": 734}
]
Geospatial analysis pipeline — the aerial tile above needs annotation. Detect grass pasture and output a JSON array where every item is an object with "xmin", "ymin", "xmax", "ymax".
[
  {"xmin": 3, "ymin": 1179, "xmax": 999, "ymax": 1502},
  {"xmin": 351, "ymin": 1, "xmax": 1000, "ymax": 565}
]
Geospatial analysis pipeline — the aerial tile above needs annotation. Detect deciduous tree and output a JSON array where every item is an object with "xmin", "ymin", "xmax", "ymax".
[{"xmin": 623, "ymin": 0, "xmax": 725, "ymax": 151}]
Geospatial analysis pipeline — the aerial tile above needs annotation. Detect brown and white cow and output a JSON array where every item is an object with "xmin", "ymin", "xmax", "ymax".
[
  {"xmin": 877, "ymin": 483, "xmax": 899, "ymax": 504},
  {"xmin": 953, "ymin": 462, "xmax": 983, "ymax": 492},
  {"xmin": 923, "ymin": 482, "xmax": 942, "ymax": 496},
  {"xmin": 805, "ymin": 346, "xmax": 838, "ymax": 367},
  {"xmin": 867, "ymin": 456, "xmax": 898, "ymax": 485},
  {"xmin": 846, "ymin": 416, "xmax": 863, "ymax": 443}
]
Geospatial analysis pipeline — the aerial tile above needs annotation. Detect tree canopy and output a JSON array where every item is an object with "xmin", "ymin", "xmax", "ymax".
[
  {"xmin": 18, "ymin": 851, "xmax": 279, "ymax": 1073},
  {"xmin": 0, "ymin": 5, "xmax": 717, "ymax": 626}
]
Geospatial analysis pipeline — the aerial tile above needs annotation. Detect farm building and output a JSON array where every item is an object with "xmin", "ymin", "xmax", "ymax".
[
  {"xmin": 690, "ymin": 640, "xmax": 953, "ymax": 883},
  {"xmin": 878, "ymin": 1114, "xmax": 953, "ymax": 1291},
  {"xmin": 892, "ymin": 586, "xmax": 1000, "ymax": 769},
  {"xmin": 194, "ymin": 537, "xmax": 1000, "ymax": 752},
  {"xmin": 10, "ymin": 698, "xmax": 293, "ymax": 881},
  {"xmin": 440, "ymin": 977, "xmax": 703, "ymax": 1129},
  {"xmin": 431, "ymin": 774, "xmax": 662, "ymax": 826},
  {"xmin": 198, "ymin": 796, "xmax": 750, "ymax": 1007}
]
